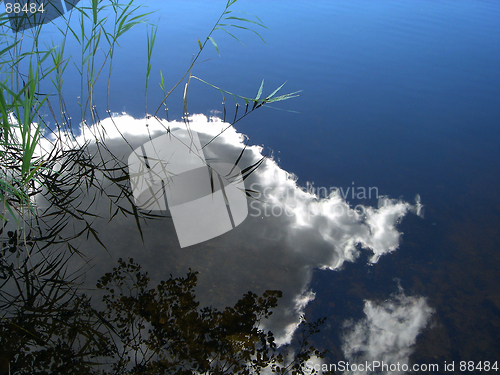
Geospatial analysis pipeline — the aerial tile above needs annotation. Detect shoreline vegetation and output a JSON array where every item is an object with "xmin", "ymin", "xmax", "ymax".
[{"xmin": 0, "ymin": 1, "xmax": 326, "ymax": 373}]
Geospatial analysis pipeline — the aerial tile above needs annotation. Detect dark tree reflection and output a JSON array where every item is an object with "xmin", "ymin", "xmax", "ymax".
[
  {"xmin": 0, "ymin": 255, "xmax": 329, "ymax": 374},
  {"xmin": 97, "ymin": 258, "xmax": 328, "ymax": 374}
]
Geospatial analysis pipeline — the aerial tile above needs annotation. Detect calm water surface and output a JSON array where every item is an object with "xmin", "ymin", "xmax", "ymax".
[{"xmin": 30, "ymin": 0, "xmax": 500, "ymax": 369}]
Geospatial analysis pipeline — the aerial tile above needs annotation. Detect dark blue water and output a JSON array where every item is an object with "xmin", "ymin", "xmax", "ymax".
[{"xmin": 26, "ymin": 0, "xmax": 500, "ymax": 369}]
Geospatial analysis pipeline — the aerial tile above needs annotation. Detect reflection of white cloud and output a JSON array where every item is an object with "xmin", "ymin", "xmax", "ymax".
[
  {"xmin": 36, "ymin": 114, "xmax": 422, "ymax": 346},
  {"xmin": 342, "ymin": 287, "xmax": 434, "ymax": 375}
]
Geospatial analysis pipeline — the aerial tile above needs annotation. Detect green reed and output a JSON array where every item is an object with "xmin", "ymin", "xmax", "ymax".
[{"xmin": 0, "ymin": 2, "xmax": 314, "ymax": 373}]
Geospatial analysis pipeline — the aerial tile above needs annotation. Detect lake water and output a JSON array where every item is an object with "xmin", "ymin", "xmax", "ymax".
[{"xmin": 10, "ymin": 0, "xmax": 500, "ymax": 371}]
